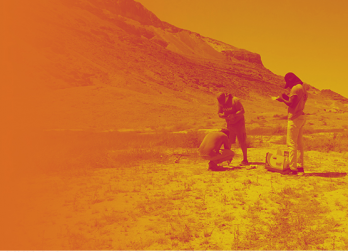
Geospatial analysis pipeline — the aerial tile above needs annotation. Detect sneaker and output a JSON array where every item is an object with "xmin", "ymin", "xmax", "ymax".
[
  {"xmin": 208, "ymin": 161, "xmax": 218, "ymax": 170},
  {"xmin": 297, "ymin": 167, "xmax": 304, "ymax": 173},
  {"xmin": 282, "ymin": 168, "xmax": 297, "ymax": 175},
  {"xmin": 297, "ymin": 167, "xmax": 304, "ymax": 176},
  {"xmin": 239, "ymin": 160, "xmax": 249, "ymax": 166}
]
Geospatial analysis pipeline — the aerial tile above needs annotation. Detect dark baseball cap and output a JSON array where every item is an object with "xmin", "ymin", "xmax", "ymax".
[
  {"xmin": 284, "ymin": 72, "xmax": 303, "ymax": 88},
  {"xmin": 217, "ymin": 92, "xmax": 225, "ymax": 101}
]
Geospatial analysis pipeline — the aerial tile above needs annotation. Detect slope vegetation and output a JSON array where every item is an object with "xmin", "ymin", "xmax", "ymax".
[{"xmin": 2, "ymin": 0, "xmax": 347, "ymax": 131}]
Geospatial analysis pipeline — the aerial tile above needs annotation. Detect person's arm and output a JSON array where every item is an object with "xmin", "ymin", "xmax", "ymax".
[
  {"xmin": 234, "ymin": 101, "xmax": 245, "ymax": 115},
  {"xmin": 223, "ymin": 136, "xmax": 231, "ymax": 150},
  {"xmin": 277, "ymin": 95, "xmax": 297, "ymax": 109},
  {"xmin": 218, "ymin": 104, "xmax": 227, "ymax": 118},
  {"xmin": 227, "ymin": 100, "xmax": 244, "ymax": 120}
]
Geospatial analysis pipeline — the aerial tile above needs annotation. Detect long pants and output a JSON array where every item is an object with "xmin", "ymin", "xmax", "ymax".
[
  {"xmin": 227, "ymin": 117, "xmax": 247, "ymax": 161},
  {"xmin": 287, "ymin": 115, "xmax": 306, "ymax": 170},
  {"xmin": 201, "ymin": 149, "xmax": 235, "ymax": 164}
]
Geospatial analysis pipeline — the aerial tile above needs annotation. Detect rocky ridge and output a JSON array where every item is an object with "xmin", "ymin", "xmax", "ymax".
[{"xmin": 5, "ymin": 0, "xmax": 348, "ymax": 131}]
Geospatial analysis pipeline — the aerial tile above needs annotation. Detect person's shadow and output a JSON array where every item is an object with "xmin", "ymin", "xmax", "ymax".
[
  {"xmin": 209, "ymin": 162, "xmax": 266, "ymax": 172},
  {"xmin": 267, "ymin": 169, "xmax": 347, "ymax": 178},
  {"xmin": 266, "ymin": 167, "xmax": 347, "ymax": 178},
  {"xmin": 209, "ymin": 161, "xmax": 348, "ymax": 178},
  {"xmin": 209, "ymin": 166, "xmax": 241, "ymax": 171},
  {"xmin": 303, "ymin": 172, "xmax": 347, "ymax": 178},
  {"xmin": 208, "ymin": 161, "xmax": 347, "ymax": 177},
  {"xmin": 249, "ymin": 162, "xmax": 265, "ymax": 165}
]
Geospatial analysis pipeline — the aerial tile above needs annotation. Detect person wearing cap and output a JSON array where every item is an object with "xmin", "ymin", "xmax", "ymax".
[
  {"xmin": 198, "ymin": 129, "xmax": 235, "ymax": 170},
  {"xmin": 276, "ymin": 72, "xmax": 308, "ymax": 175},
  {"xmin": 217, "ymin": 92, "xmax": 249, "ymax": 166}
]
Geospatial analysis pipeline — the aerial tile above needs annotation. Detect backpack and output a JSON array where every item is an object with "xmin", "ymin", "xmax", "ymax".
[{"xmin": 265, "ymin": 149, "xmax": 290, "ymax": 172}]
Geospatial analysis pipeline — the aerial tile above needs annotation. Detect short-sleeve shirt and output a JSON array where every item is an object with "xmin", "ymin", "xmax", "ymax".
[
  {"xmin": 198, "ymin": 132, "xmax": 231, "ymax": 157},
  {"xmin": 218, "ymin": 95, "xmax": 245, "ymax": 124},
  {"xmin": 288, "ymin": 84, "xmax": 308, "ymax": 120}
]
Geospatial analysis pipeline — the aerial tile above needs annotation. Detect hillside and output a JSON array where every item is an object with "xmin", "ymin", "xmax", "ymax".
[
  {"xmin": 2, "ymin": 0, "xmax": 348, "ymax": 132},
  {"xmin": 2, "ymin": 1, "xmax": 348, "ymax": 250}
]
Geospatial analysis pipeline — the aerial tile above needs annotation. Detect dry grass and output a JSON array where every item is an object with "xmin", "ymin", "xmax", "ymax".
[
  {"xmin": 6, "ymin": 127, "xmax": 348, "ymax": 250},
  {"xmin": 24, "ymin": 124, "xmax": 347, "ymax": 177},
  {"xmin": 247, "ymin": 125, "xmax": 286, "ymax": 136},
  {"xmin": 28, "ymin": 129, "xmax": 206, "ymax": 175},
  {"xmin": 63, "ymin": 157, "xmax": 346, "ymax": 250},
  {"xmin": 265, "ymin": 128, "xmax": 348, "ymax": 153},
  {"xmin": 305, "ymin": 132, "xmax": 348, "ymax": 153}
]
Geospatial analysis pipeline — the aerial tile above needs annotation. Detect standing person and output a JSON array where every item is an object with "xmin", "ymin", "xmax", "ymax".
[
  {"xmin": 198, "ymin": 129, "xmax": 235, "ymax": 170},
  {"xmin": 217, "ymin": 92, "xmax": 249, "ymax": 166},
  {"xmin": 276, "ymin": 72, "xmax": 308, "ymax": 175}
]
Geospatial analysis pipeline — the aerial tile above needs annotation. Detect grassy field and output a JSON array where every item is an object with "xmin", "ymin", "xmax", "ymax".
[
  {"xmin": 22, "ymin": 127, "xmax": 348, "ymax": 174},
  {"xmin": 2, "ymin": 127, "xmax": 348, "ymax": 250}
]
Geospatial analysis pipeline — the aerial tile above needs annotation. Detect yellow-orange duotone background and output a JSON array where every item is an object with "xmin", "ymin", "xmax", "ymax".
[
  {"xmin": 1, "ymin": 0, "xmax": 51, "ymax": 248},
  {"xmin": 1, "ymin": 0, "xmax": 348, "ymax": 249}
]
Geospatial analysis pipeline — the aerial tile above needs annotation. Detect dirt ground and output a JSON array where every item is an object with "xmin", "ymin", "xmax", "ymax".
[
  {"xmin": 2, "ymin": 1, "xmax": 348, "ymax": 250},
  {"xmin": 9, "ymin": 140, "xmax": 348, "ymax": 250}
]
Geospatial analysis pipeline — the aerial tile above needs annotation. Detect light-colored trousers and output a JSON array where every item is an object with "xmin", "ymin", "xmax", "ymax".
[{"xmin": 287, "ymin": 115, "xmax": 306, "ymax": 170}]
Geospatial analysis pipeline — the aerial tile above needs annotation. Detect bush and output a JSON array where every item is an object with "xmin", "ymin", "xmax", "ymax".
[
  {"xmin": 272, "ymin": 135, "xmax": 287, "ymax": 145},
  {"xmin": 28, "ymin": 129, "xmax": 348, "ymax": 176},
  {"xmin": 303, "ymin": 125, "xmax": 315, "ymax": 134},
  {"xmin": 182, "ymin": 130, "xmax": 205, "ymax": 148},
  {"xmin": 304, "ymin": 132, "xmax": 348, "ymax": 153},
  {"xmin": 247, "ymin": 125, "xmax": 286, "ymax": 136},
  {"xmin": 271, "ymin": 125, "xmax": 287, "ymax": 135},
  {"xmin": 29, "ymin": 129, "xmax": 207, "ymax": 175},
  {"xmin": 273, "ymin": 114, "xmax": 288, "ymax": 120},
  {"xmin": 269, "ymin": 132, "xmax": 348, "ymax": 153}
]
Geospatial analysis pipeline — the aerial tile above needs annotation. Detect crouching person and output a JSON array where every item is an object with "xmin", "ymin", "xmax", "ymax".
[{"xmin": 198, "ymin": 129, "xmax": 235, "ymax": 170}]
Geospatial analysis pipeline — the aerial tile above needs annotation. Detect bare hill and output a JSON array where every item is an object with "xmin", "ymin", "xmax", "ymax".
[
  {"xmin": 3, "ymin": 0, "xmax": 348, "ymax": 131},
  {"xmin": 2, "ymin": 1, "xmax": 348, "ymax": 250}
]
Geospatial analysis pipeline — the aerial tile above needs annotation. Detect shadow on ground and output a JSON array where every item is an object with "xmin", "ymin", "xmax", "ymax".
[
  {"xmin": 304, "ymin": 172, "xmax": 347, "ymax": 178},
  {"xmin": 249, "ymin": 162, "xmax": 266, "ymax": 165},
  {"xmin": 209, "ymin": 161, "xmax": 266, "ymax": 172},
  {"xmin": 209, "ymin": 166, "xmax": 242, "ymax": 172},
  {"xmin": 267, "ymin": 169, "xmax": 347, "ymax": 178},
  {"xmin": 207, "ymin": 161, "xmax": 347, "ymax": 178}
]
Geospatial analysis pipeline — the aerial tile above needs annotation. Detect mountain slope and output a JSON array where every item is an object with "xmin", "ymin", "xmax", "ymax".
[{"xmin": 2, "ymin": 0, "xmax": 348, "ymax": 131}]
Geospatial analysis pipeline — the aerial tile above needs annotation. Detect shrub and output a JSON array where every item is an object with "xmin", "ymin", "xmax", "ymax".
[
  {"xmin": 304, "ymin": 132, "xmax": 348, "ymax": 152},
  {"xmin": 155, "ymin": 130, "xmax": 205, "ymax": 148},
  {"xmin": 273, "ymin": 114, "xmax": 288, "ymax": 120},
  {"xmin": 247, "ymin": 125, "xmax": 286, "ymax": 136},
  {"xmin": 29, "ymin": 129, "xmax": 207, "ymax": 175},
  {"xmin": 271, "ymin": 132, "xmax": 348, "ymax": 152},
  {"xmin": 271, "ymin": 125, "xmax": 286, "ymax": 135},
  {"xmin": 182, "ymin": 130, "xmax": 205, "ymax": 148},
  {"xmin": 272, "ymin": 135, "xmax": 287, "ymax": 145},
  {"xmin": 303, "ymin": 125, "xmax": 315, "ymax": 134}
]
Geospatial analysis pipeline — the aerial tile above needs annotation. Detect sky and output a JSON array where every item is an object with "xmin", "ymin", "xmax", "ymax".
[{"xmin": 136, "ymin": 0, "xmax": 348, "ymax": 98}]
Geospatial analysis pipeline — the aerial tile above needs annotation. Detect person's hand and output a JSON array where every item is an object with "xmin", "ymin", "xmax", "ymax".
[
  {"xmin": 282, "ymin": 93, "xmax": 289, "ymax": 101},
  {"xmin": 218, "ymin": 113, "xmax": 226, "ymax": 118},
  {"xmin": 276, "ymin": 96, "xmax": 283, "ymax": 102}
]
